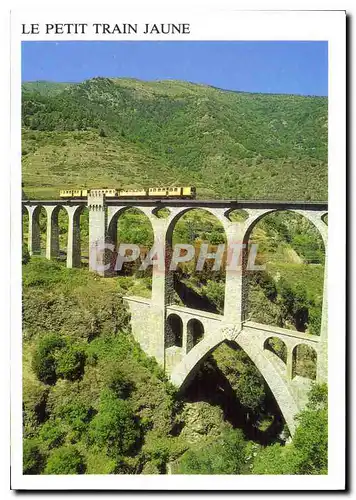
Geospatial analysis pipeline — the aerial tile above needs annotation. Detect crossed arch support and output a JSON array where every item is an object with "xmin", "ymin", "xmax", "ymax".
[{"xmin": 169, "ymin": 320, "xmax": 321, "ymax": 435}]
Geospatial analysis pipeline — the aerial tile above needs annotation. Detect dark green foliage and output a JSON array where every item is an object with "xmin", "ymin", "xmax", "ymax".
[
  {"xmin": 44, "ymin": 445, "xmax": 86, "ymax": 474},
  {"xmin": 101, "ymin": 361, "xmax": 134, "ymax": 399},
  {"xmin": 38, "ymin": 419, "xmax": 66, "ymax": 449},
  {"xmin": 22, "ymin": 242, "xmax": 30, "ymax": 264},
  {"xmin": 55, "ymin": 345, "xmax": 86, "ymax": 381},
  {"xmin": 88, "ymin": 389, "xmax": 140, "ymax": 459},
  {"xmin": 177, "ymin": 429, "xmax": 247, "ymax": 474},
  {"xmin": 213, "ymin": 343, "xmax": 266, "ymax": 414},
  {"xmin": 292, "ymin": 384, "xmax": 328, "ymax": 473},
  {"xmin": 31, "ymin": 333, "xmax": 65, "ymax": 385},
  {"xmin": 235, "ymin": 364, "xmax": 266, "ymax": 412},
  {"xmin": 45, "ymin": 381, "xmax": 96, "ymax": 443},
  {"xmin": 23, "ymin": 439, "xmax": 46, "ymax": 475},
  {"xmin": 252, "ymin": 384, "xmax": 328, "ymax": 474},
  {"xmin": 23, "ymin": 378, "xmax": 49, "ymax": 436},
  {"xmin": 31, "ymin": 332, "xmax": 86, "ymax": 385}
]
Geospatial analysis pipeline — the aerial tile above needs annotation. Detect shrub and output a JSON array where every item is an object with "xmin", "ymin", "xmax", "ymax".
[
  {"xmin": 177, "ymin": 429, "xmax": 247, "ymax": 474},
  {"xmin": 44, "ymin": 445, "xmax": 86, "ymax": 474},
  {"xmin": 252, "ymin": 442, "xmax": 297, "ymax": 475},
  {"xmin": 22, "ymin": 243, "xmax": 30, "ymax": 264},
  {"xmin": 88, "ymin": 389, "xmax": 140, "ymax": 459},
  {"xmin": 55, "ymin": 345, "xmax": 86, "ymax": 381},
  {"xmin": 252, "ymin": 384, "xmax": 328, "ymax": 475},
  {"xmin": 101, "ymin": 361, "xmax": 134, "ymax": 399},
  {"xmin": 292, "ymin": 384, "xmax": 328, "ymax": 474},
  {"xmin": 23, "ymin": 439, "xmax": 45, "ymax": 475},
  {"xmin": 32, "ymin": 333, "xmax": 65, "ymax": 385},
  {"xmin": 23, "ymin": 378, "xmax": 48, "ymax": 425},
  {"xmin": 38, "ymin": 419, "xmax": 66, "ymax": 449}
]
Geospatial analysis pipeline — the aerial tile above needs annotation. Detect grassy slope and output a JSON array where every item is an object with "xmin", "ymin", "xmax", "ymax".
[{"xmin": 22, "ymin": 77, "xmax": 327, "ymax": 200}]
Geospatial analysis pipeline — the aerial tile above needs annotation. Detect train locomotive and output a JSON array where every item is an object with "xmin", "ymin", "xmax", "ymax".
[{"xmin": 59, "ymin": 186, "xmax": 196, "ymax": 199}]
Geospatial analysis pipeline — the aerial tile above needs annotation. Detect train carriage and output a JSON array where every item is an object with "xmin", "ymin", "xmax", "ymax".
[
  {"xmin": 119, "ymin": 189, "xmax": 147, "ymax": 198},
  {"xmin": 59, "ymin": 186, "xmax": 196, "ymax": 199}
]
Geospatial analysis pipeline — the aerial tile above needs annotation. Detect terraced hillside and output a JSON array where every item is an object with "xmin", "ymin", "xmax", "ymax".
[{"xmin": 22, "ymin": 77, "xmax": 327, "ymax": 200}]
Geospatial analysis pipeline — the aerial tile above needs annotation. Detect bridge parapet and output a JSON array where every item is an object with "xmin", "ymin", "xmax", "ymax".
[{"xmin": 243, "ymin": 321, "xmax": 320, "ymax": 349}]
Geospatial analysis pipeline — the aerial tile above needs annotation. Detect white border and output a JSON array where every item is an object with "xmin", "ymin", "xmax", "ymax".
[{"xmin": 10, "ymin": 8, "xmax": 346, "ymax": 491}]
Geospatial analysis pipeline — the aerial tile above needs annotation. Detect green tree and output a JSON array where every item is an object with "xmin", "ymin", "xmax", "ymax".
[
  {"xmin": 55, "ymin": 345, "xmax": 86, "ymax": 381},
  {"xmin": 38, "ymin": 419, "xmax": 66, "ymax": 450},
  {"xmin": 252, "ymin": 384, "xmax": 328, "ymax": 475},
  {"xmin": 23, "ymin": 378, "xmax": 48, "ymax": 436},
  {"xmin": 101, "ymin": 362, "xmax": 134, "ymax": 399},
  {"xmin": 44, "ymin": 445, "xmax": 86, "ymax": 474},
  {"xmin": 88, "ymin": 389, "xmax": 140, "ymax": 459},
  {"xmin": 292, "ymin": 383, "xmax": 328, "ymax": 474},
  {"xmin": 31, "ymin": 333, "xmax": 65, "ymax": 385},
  {"xmin": 177, "ymin": 429, "xmax": 247, "ymax": 474},
  {"xmin": 23, "ymin": 439, "xmax": 45, "ymax": 475}
]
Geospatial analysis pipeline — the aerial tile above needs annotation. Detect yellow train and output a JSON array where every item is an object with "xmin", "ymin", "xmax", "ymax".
[{"xmin": 59, "ymin": 186, "xmax": 196, "ymax": 199}]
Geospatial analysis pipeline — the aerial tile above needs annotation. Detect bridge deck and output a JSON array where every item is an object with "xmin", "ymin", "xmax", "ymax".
[
  {"xmin": 166, "ymin": 304, "xmax": 223, "ymax": 321},
  {"xmin": 22, "ymin": 198, "xmax": 328, "ymax": 210}
]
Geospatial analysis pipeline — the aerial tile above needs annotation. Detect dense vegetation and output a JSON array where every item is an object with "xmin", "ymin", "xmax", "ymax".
[
  {"xmin": 22, "ymin": 77, "xmax": 328, "ymax": 475},
  {"xmin": 22, "ymin": 78, "xmax": 327, "ymax": 201},
  {"xmin": 23, "ymin": 258, "xmax": 327, "ymax": 475}
]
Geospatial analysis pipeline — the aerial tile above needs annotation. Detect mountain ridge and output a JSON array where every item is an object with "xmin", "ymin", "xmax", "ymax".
[{"xmin": 21, "ymin": 77, "xmax": 328, "ymax": 201}]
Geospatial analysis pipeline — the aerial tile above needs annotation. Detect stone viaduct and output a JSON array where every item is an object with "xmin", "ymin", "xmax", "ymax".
[{"xmin": 22, "ymin": 194, "xmax": 328, "ymax": 434}]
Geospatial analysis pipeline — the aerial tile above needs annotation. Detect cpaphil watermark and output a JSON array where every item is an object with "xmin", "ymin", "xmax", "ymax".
[{"xmin": 90, "ymin": 242, "xmax": 265, "ymax": 274}]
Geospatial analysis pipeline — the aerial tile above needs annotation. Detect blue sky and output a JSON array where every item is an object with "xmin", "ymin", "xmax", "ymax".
[{"xmin": 22, "ymin": 41, "xmax": 328, "ymax": 96}]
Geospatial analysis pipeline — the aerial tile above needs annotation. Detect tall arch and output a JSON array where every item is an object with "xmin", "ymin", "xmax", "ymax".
[
  {"xmin": 44, "ymin": 205, "xmax": 69, "ymax": 261},
  {"xmin": 62, "ymin": 204, "xmax": 86, "ymax": 268},
  {"xmin": 26, "ymin": 204, "xmax": 47, "ymax": 256},
  {"xmin": 241, "ymin": 209, "xmax": 326, "ymax": 336},
  {"xmin": 165, "ymin": 207, "xmax": 227, "ymax": 314},
  {"xmin": 79, "ymin": 206, "xmax": 89, "ymax": 266},
  {"xmin": 107, "ymin": 207, "xmax": 154, "ymax": 293},
  {"xmin": 22, "ymin": 205, "xmax": 29, "ymax": 249}
]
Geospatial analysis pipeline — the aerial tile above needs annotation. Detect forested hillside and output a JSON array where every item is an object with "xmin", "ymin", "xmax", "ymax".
[
  {"xmin": 22, "ymin": 259, "xmax": 327, "ymax": 475},
  {"xmin": 22, "ymin": 77, "xmax": 327, "ymax": 200}
]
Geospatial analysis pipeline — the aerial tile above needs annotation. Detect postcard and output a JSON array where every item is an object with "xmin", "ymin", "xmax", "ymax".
[{"xmin": 10, "ymin": 7, "xmax": 346, "ymax": 491}]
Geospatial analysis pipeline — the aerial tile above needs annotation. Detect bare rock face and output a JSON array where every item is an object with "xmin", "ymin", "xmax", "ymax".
[{"xmin": 179, "ymin": 401, "xmax": 230, "ymax": 444}]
